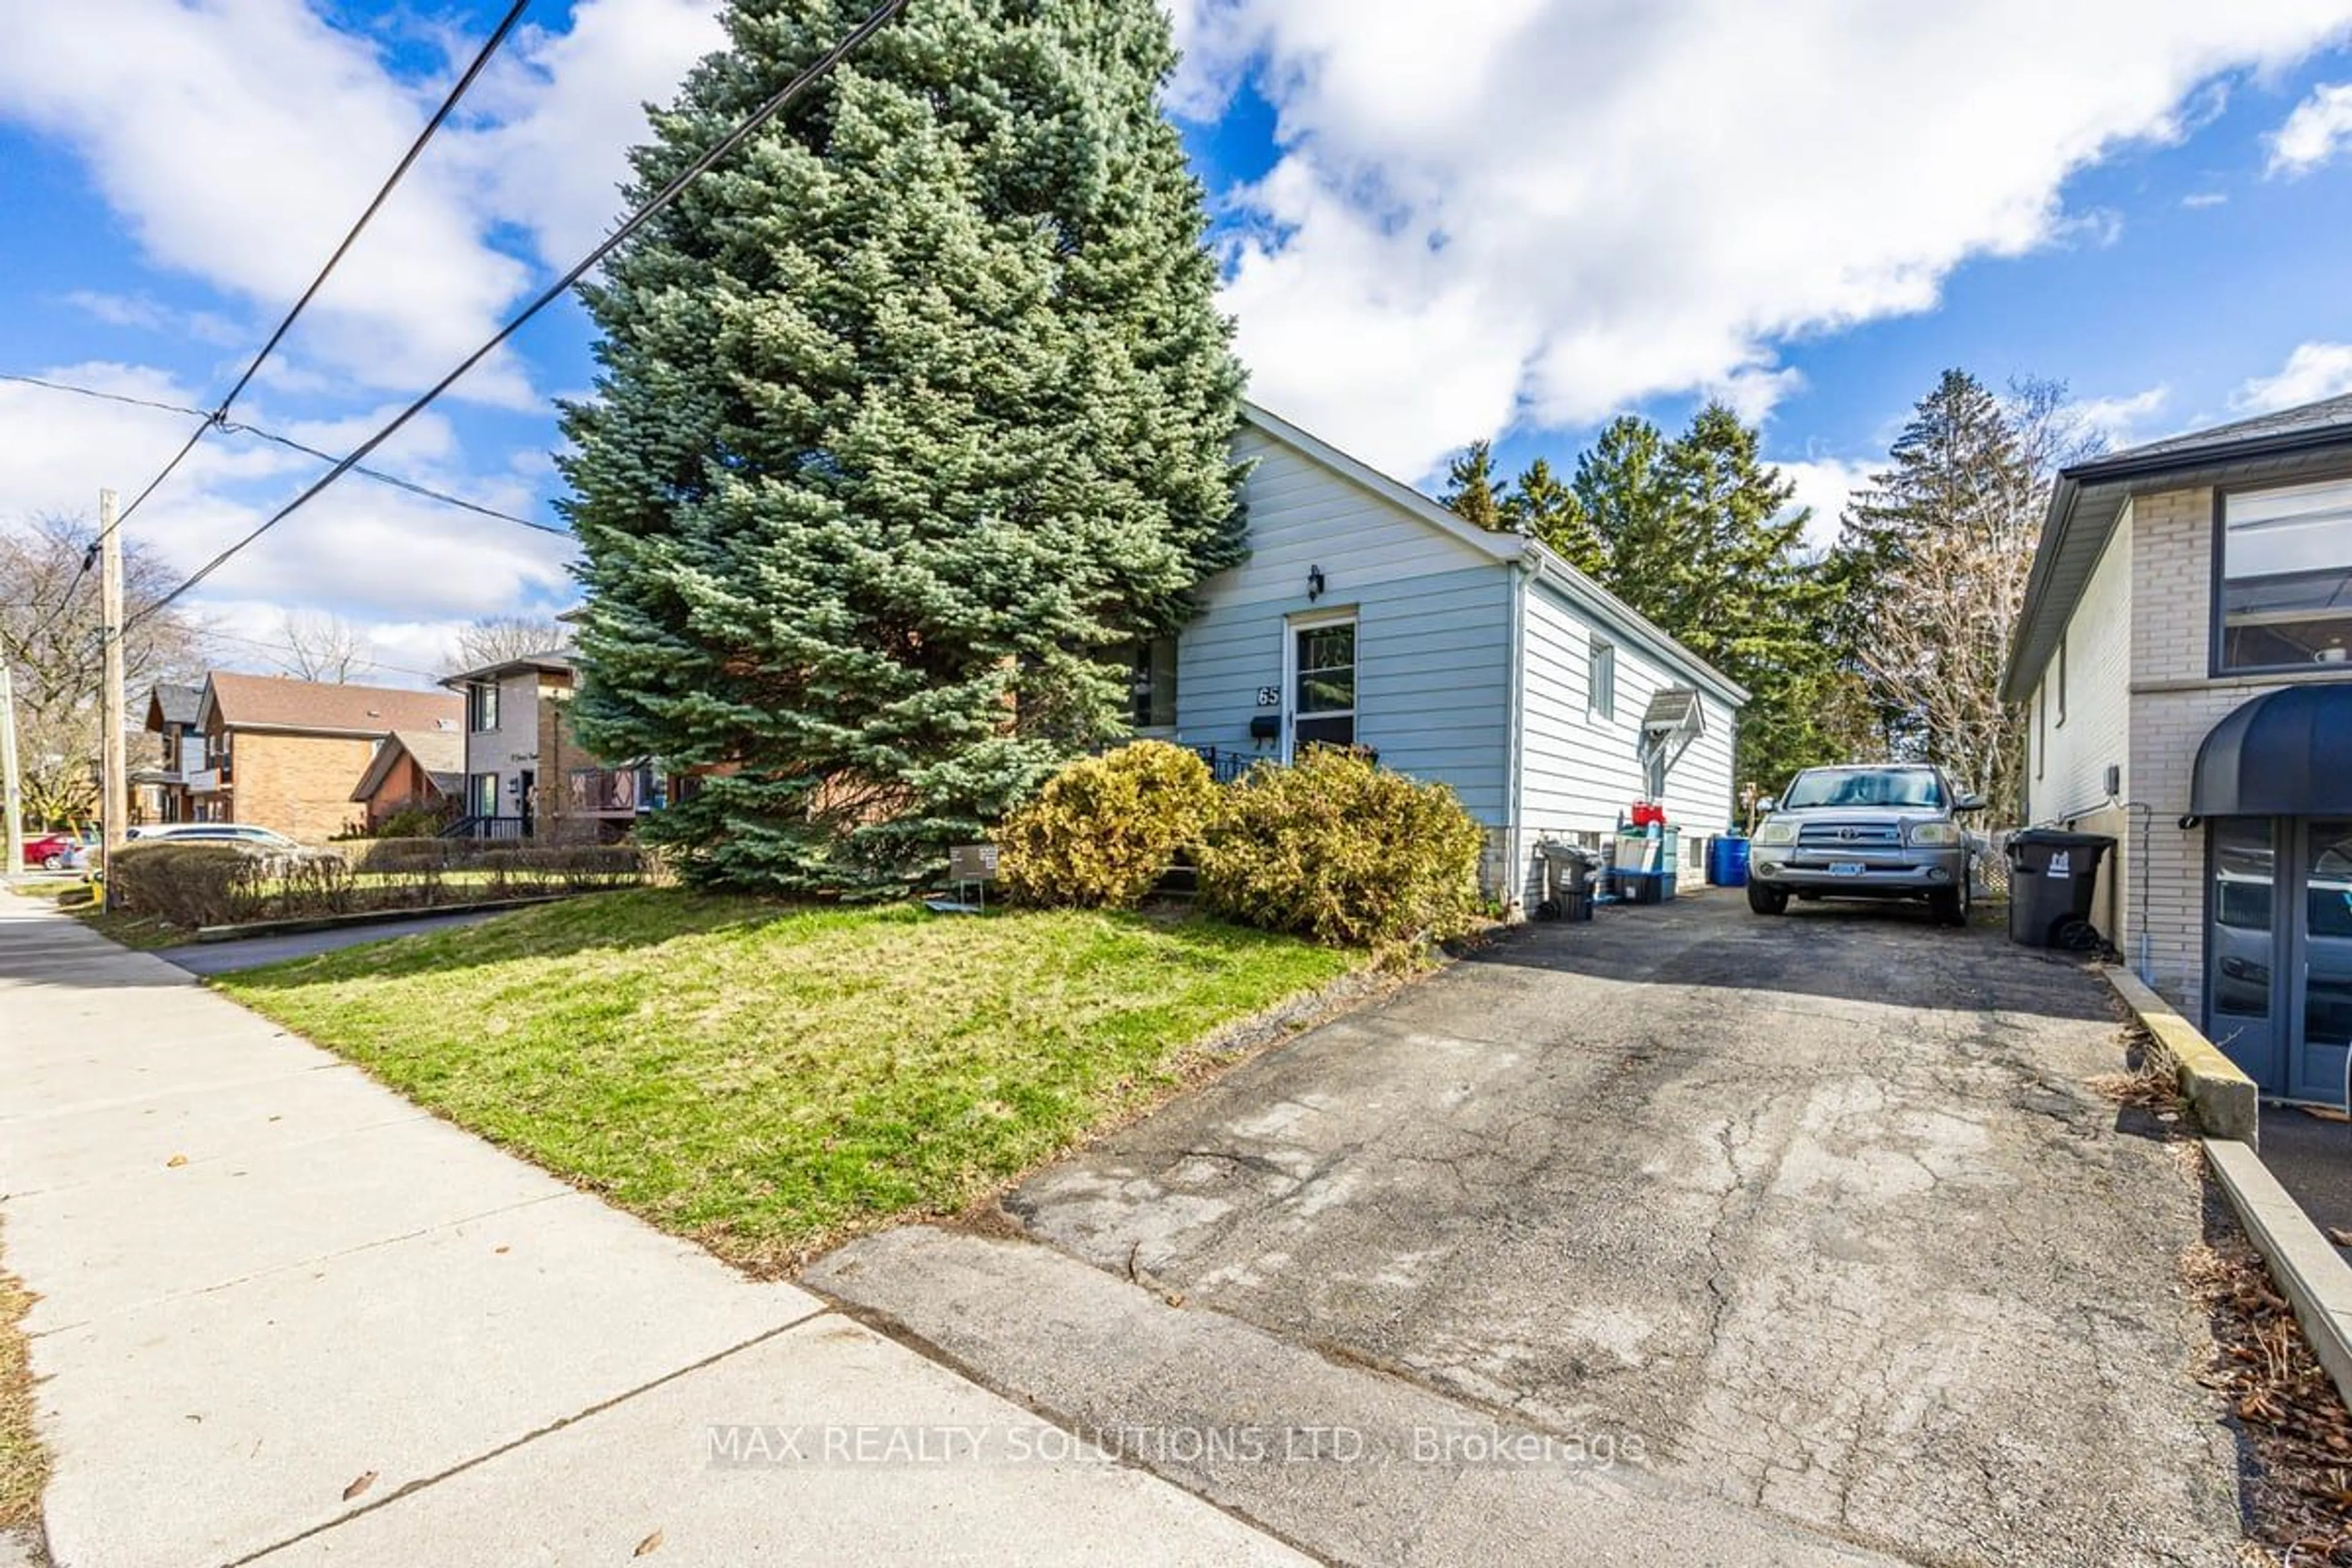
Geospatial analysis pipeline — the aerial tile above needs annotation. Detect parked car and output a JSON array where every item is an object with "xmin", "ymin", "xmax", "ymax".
[
  {"xmin": 21, "ymin": 831, "xmax": 79, "ymax": 870},
  {"xmin": 124, "ymin": 823, "xmax": 301, "ymax": 850},
  {"xmin": 1744, "ymin": 764, "xmax": 1986, "ymax": 926}
]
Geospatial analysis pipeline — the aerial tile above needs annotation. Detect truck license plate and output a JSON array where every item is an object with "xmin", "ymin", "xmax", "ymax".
[{"xmin": 1829, "ymin": 862, "xmax": 1865, "ymax": 876}]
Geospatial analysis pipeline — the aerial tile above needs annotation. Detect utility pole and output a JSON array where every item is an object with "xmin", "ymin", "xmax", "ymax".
[
  {"xmin": 99, "ymin": 488, "xmax": 126, "ymax": 870},
  {"xmin": 1, "ymin": 658, "xmax": 22, "ymax": 880}
]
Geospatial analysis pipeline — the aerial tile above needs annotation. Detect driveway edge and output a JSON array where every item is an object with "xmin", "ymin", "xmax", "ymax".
[
  {"xmin": 2204, "ymin": 1137, "xmax": 2352, "ymax": 1412},
  {"xmin": 2103, "ymin": 966, "xmax": 2258, "ymax": 1146}
]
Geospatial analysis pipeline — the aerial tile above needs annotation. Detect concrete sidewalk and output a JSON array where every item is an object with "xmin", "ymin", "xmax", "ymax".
[{"xmin": 0, "ymin": 898, "xmax": 1299, "ymax": 1567}]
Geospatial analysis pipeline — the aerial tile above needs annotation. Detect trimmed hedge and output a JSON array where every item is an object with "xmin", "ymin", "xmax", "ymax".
[
  {"xmin": 998, "ymin": 741, "xmax": 1222, "ymax": 910},
  {"xmin": 1196, "ymin": 748, "xmax": 1485, "ymax": 948}
]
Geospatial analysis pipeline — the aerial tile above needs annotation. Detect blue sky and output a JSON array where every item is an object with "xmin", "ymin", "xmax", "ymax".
[{"xmin": 5, "ymin": 0, "xmax": 2352, "ymax": 680}]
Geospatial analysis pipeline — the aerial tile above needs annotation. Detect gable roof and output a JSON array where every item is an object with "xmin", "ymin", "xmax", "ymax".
[
  {"xmin": 1237, "ymin": 403, "xmax": 1748, "ymax": 707},
  {"xmin": 2004, "ymin": 390, "xmax": 2352, "ymax": 701},
  {"xmin": 350, "ymin": 728, "xmax": 467, "ymax": 803},
  {"xmin": 143, "ymin": 681, "xmax": 201, "ymax": 732},
  {"xmin": 199, "ymin": 671, "xmax": 462, "ymax": 738}
]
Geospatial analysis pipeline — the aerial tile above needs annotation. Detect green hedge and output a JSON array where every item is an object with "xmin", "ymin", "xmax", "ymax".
[{"xmin": 998, "ymin": 741, "xmax": 1222, "ymax": 910}]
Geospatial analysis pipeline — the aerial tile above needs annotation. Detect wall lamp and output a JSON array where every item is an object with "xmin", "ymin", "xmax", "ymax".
[
  {"xmin": 1306, "ymin": 564, "xmax": 1326, "ymax": 601},
  {"xmin": 2177, "ymin": 815, "xmax": 2201, "ymax": 831}
]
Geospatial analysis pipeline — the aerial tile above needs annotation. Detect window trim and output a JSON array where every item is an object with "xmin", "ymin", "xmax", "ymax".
[
  {"xmin": 2054, "ymin": 634, "xmax": 2067, "ymax": 728},
  {"xmin": 467, "ymin": 680, "xmax": 501, "ymax": 734},
  {"xmin": 1588, "ymin": 638, "xmax": 1616, "ymax": 723},
  {"xmin": 2035, "ymin": 682, "xmax": 2046, "ymax": 780},
  {"xmin": 1283, "ymin": 609, "xmax": 1357, "ymax": 763},
  {"xmin": 2211, "ymin": 472, "xmax": 2352, "ymax": 678}
]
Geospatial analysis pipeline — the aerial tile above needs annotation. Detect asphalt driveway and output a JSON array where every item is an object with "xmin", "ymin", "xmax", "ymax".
[{"xmin": 818, "ymin": 892, "xmax": 2242, "ymax": 1567}]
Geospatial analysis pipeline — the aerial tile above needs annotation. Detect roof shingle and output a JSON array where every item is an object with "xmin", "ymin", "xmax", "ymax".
[{"xmin": 203, "ymin": 671, "xmax": 461, "ymax": 736}]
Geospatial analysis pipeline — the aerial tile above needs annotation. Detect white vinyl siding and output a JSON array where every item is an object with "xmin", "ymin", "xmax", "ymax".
[
  {"xmin": 1512, "ymin": 575, "xmax": 1736, "ymax": 903},
  {"xmin": 2029, "ymin": 504, "xmax": 2132, "ymax": 823},
  {"xmin": 1174, "ymin": 424, "xmax": 1514, "ymax": 824}
]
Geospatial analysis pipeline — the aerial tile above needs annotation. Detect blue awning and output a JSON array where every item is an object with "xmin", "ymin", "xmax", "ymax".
[{"xmin": 2192, "ymin": 685, "xmax": 2352, "ymax": 816}]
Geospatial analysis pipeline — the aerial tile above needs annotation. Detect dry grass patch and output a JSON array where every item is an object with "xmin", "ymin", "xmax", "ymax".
[{"xmin": 0, "ymin": 1227, "xmax": 47, "ymax": 1535}]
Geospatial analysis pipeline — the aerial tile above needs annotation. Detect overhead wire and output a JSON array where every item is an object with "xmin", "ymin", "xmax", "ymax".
[
  {"xmin": 102, "ymin": 0, "xmax": 533, "ymax": 537},
  {"xmin": 134, "ymin": 0, "xmax": 910, "ymax": 628}
]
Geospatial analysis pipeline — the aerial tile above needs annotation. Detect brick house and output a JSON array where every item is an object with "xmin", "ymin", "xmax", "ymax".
[
  {"xmin": 440, "ymin": 650, "xmax": 649, "ymax": 841},
  {"xmin": 138, "ymin": 682, "xmax": 205, "ymax": 824},
  {"xmin": 165, "ymin": 672, "xmax": 464, "ymax": 842},
  {"xmin": 2007, "ymin": 391, "xmax": 2352, "ymax": 1106},
  {"xmin": 349, "ymin": 728, "xmax": 466, "ymax": 831}
]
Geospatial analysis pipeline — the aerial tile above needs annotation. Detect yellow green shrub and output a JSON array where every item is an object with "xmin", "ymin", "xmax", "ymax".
[
  {"xmin": 1197, "ymin": 748, "xmax": 1485, "ymax": 947},
  {"xmin": 998, "ymin": 741, "xmax": 1222, "ymax": 909}
]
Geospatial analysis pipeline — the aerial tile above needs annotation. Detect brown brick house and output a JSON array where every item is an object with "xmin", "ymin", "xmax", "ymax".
[
  {"xmin": 168, "ymin": 673, "xmax": 463, "ymax": 842},
  {"xmin": 349, "ymin": 728, "xmax": 466, "ymax": 831}
]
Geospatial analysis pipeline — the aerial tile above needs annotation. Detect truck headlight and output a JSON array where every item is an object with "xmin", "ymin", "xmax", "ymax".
[
  {"xmin": 1754, "ymin": 821, "xmax": 1798, "ymax": 846},
  {"xmin": 1907, "ymin": 821, "xmax": 1960, "ymax": 846}
]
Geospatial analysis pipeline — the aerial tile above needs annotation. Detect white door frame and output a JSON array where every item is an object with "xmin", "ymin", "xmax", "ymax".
[{"xmin": 1281, "ymin": 608, "xmax": 1357, "ymax": 764}]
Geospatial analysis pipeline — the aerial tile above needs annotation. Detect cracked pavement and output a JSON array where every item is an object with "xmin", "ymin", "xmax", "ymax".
[{"xmin": 992, "ymin": 893, "xmax": 2242, "ymax": 1566}]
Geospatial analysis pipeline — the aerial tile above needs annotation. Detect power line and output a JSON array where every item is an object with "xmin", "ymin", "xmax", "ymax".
[
  {"xmin": 5, "ymin": 370, "xmax": 567, "ymax": 537},
  {"xmin": 106, "ymin": 0, "xmax": 532, "ymax": 535},
  {"xmin": 135, "ymin": 0, "xmax": 907, "ymax": 626}
]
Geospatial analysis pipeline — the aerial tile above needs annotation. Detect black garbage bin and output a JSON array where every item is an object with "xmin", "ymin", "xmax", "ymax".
[{"xmin": 2006, "ymin": 829, "xmax": 2115, "ymax": 950}]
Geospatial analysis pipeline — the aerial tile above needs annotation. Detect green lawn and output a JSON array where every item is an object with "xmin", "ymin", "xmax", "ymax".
[{"xmin": 219, "ymin": 890, "xmax": 1359, "ymax": 1272}]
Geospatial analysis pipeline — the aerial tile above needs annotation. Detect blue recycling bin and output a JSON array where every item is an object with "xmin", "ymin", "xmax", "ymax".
[{"xmin": 1706, "ymin": 834, "xmax": 1751, "ymax": 888}]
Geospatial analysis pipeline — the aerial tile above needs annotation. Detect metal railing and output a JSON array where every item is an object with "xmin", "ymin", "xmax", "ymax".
[{"xmin": 438, "ymin": 814, "xmax": 527, "ymax": 842}]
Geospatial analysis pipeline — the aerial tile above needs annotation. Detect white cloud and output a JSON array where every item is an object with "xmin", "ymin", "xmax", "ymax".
[
  {"xmin": 2181, "ymin": 189, "xmax": 2230, "ymax": 208},
  {"xmin": 2236, "ymin": 342, "xmax": 2352, "ymax": 411},
  {"xmin": 61, "ymin": 290, "xmax": 243, "ymax": 345},
  {"xmin": 1774, "ymin": 457, "xmax": 1874, "ymax": 555},
  {"xmin": 2075, "ymin": 385, "xmax": 2171, "ymax": 445},
  {"xmin": 1174, "ymin": 0, "xmax": 2352, "ymax": 478},
  {"xmin": 2267, "ymin": 80, "xmax": 2352, "ymax": 174}
]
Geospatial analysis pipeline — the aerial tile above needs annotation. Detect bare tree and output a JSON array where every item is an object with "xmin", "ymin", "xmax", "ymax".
[
  {"xmin": 272, "ymin": 610, "xmax": 368, "ymax": 684},
  {"xmin": 1, "ymin": 513, "xmax": 209, "ymax": 826},
  {"xmin": 1840, "ymin": 374, "xmax": 2098, "ymax": 821},
  {"xmin": 445, "ymin": 614, "xmax": 568, "ymax": 674}
]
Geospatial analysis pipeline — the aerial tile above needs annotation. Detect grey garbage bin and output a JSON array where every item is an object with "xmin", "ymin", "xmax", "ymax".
[
  {"xmin": 2006, "ymin": 828, "xmax": 2114, "ymax": 950},
  {"xmin": 1534, "ymin": 840, "xmax": 1596, "ymax": 922}
]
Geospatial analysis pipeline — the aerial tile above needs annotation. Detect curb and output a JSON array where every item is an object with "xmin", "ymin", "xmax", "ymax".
[
  {"xmin": 2204, "ymin": 1137, "xmax": 2352, "ymax": 1412},
  {"xmin": 2103, "ymin": 966, "xmax": 2259, "ymax": 1147}
]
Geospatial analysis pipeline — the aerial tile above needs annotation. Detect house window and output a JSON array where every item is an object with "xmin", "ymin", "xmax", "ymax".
[
  {"xmin": 2055, "ymin": 635, "xmax": 2067, "ymax": 726},
  {"xmin": 467, "ymin": 680, "xmax": 501, "ymax": 733},
  {"xmin": 1589, "ymin": 639, "xmax": 1616, "ymax": 722},
  {"xmin": 1127, "ymin": 637, "xmax": 1177, "ymax": 730},
  {"xmin": 2219, "ymin": 475, "xmax": 2352, "ymax": 673},
  {"xmin": 469, "ymin": 772, "xmax": 500, "ymax": 818},
  {"xmin": 1292, "ymin": 619, "xmax": 1355, "ymax": 751}
]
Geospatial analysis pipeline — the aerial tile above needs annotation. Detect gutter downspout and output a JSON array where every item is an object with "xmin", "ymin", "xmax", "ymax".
[{"xmin": 1505, "ymin": 555, "xmax": 1529, "ymax": 917}]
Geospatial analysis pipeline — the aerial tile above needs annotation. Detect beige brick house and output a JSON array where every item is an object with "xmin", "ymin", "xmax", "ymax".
[
  {"xmin": 167, "ymin": 673, "xmax": 463, "ymax": 842},
  {"xmin": 2006, "ymin": 392, "xmax": 2352, "ymax": 1106}
]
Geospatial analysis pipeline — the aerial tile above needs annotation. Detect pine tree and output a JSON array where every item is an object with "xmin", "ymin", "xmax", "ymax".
[
  {"xmin": 560, "ymin": 0, "xmax": 1245, "ymax": 893},
  {"xmin": 1500, "ymin": 456, "xmax": 1607, "ymax": 576},
  {"xmin": 1441, "ymin": 440, "xmax": 1506, "ymax": 532}
]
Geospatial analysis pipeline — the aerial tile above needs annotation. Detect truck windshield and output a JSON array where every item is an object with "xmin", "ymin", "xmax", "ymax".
[{"xmin": 1781, "ymin": 769, "xmax": 1946, "ymax": 810}]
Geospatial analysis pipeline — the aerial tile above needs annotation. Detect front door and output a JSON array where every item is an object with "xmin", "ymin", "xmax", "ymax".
[
  {"xmin": 519, "ymin": 769, "xmax": 536, "ymax": 837},
  {"xmin": 2293, "ymin": 818, "xmax": 2352, "ymax": 1104},
  {"xmin": 2207, "ymin": 816, "xmax": 2352, "ymax": 1105},
  {"xmin": 1286, "ymin": 615, "xmax": 1356, "ymax": 759}
]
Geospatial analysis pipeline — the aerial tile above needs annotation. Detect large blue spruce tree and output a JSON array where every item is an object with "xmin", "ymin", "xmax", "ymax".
[{"xmin": 560, "ymin": 0, "xmax": 1245, "ymax": 893}]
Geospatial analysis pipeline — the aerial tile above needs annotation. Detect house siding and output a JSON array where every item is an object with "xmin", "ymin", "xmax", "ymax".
[
  {"xmin": 2027, "ymin": 502, "xmax": 2136, "ymax": 943},
  {"xmin": 1174, "ymin": 425, "xmax": 1513, "ymax": 830},
  {"xmin": 1512, "ymin": 575, "xmax": 1737, "ymax": 903},
  {"xmin": 462, "ymin": 669, "xmax": 566, "ymax": 818},
  {"xmin": 228, "ymin": 731, "xmax": 379, "ymax": 842}
]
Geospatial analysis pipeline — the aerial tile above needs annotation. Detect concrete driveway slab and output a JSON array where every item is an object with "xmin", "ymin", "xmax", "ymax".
[
  {"xmin": 997, "ymin": 894, "xmax": 2244, "ymax": 1567},
  {"xmin": 249, "ymin": 1310, "xmax": 1310, "ymax": 1568}
]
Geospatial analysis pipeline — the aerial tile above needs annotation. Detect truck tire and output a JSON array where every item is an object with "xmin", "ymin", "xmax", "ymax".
[
  {"xmin": 1747, "ymin": 883, "xmax": 1787, "ymax": 916},
  {"xmin": 1929, "ymin": 888, "xmax": 1965, "ymax": 927}
]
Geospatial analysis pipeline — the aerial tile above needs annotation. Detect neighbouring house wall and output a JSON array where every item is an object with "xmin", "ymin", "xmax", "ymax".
[
  {"xmin": 360, "ymin": 755, "xmax": 442, "ymax": 828},
  {"xmin": 2029, "ymin": 503, "xmax": 2136, "ymax": 943},
  {"xmin": 1512, "ymin": 574, "xmax": 1737, "ymax": 905},
  {"xmin": 1175, "ymin": 424, "xmax": 1514, "ymax": 834},
  {"xmin": 2115, "ymin": 483, "xmax": 2352, "ymax": 1012},
  {"xmin": 462, "ymin": 669, "xmax": 552, "ymax": 815},
  {"xmin": 230, "ymin": 731, "xmax": 380, "ymax": 842}
]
